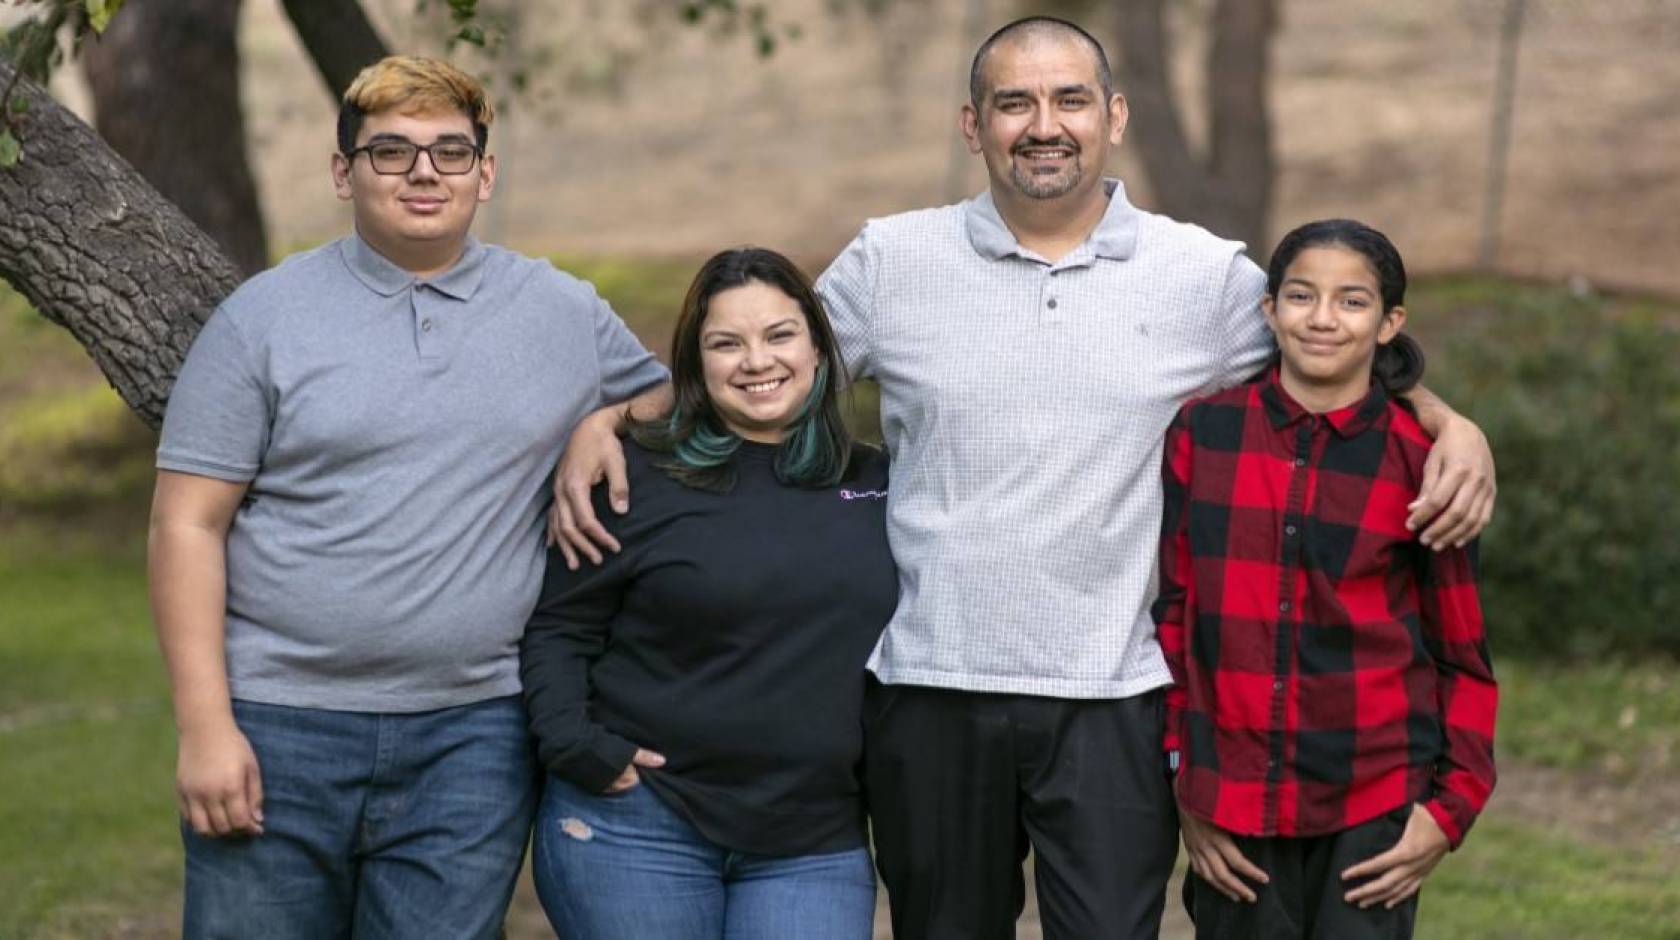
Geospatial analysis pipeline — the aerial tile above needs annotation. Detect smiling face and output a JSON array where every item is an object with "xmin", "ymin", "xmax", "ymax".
[
  {"xmin": 699, "ymin": 281, "xmax": 822, "ymax": 443},
  {"xmin": 961, "ymin": 33, "xmax": 1126, "ymax": 204},
  {"xmin": 331, "ymin": 108, "xmax": 495, "ymax": 272},
  {"xmin": 1263, "ymin": 245, "xmax": 1407, "ymax": 411}
]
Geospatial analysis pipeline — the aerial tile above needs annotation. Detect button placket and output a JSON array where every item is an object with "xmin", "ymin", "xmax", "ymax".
[
  {"xmin": 1040, "ymin": 266, "xmax": 1068, "ymax": 325},
  {"xmin": 413, "ymin": 285, "xmax": 443, "ymax": 360}
]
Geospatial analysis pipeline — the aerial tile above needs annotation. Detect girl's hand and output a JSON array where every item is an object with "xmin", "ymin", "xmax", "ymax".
[
  {"xmin": 1179, "ymin": 801, "xmax": 1269, "ymax": 902},
  {"xmin": 1341, "ymin": 804, "xmax": 1450, "ymax": 909},
  {"xmin": 603, "ymin": 747, "xmax": 666, "ymax": 794}
]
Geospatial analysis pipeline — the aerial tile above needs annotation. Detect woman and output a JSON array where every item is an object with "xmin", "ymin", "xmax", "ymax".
[{"xmin": 520, "ymin": 248, "xmax": 896, "ymax": 940}]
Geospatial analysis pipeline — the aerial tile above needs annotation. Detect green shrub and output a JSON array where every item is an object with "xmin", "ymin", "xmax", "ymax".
[
  {"xmin": 0, "ymin": 384, "xmax": 157, "ymax": 512},
  {"xmin": 1423, "ymin": 280, "xmax": 1680, "ymax": 657}
]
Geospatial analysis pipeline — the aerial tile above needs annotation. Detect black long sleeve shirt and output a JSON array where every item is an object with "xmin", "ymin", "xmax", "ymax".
[{"xmin": 521, "ymin": 439, "xmax": 897, "ymax": 856}]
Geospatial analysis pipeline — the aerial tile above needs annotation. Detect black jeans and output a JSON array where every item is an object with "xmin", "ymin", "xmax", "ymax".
[
  {"xmin": 1183, "ymin": 805, "xmax": 1419, "ymax": 940},
  {"xmin": 863, "ymin": 680, "xmax": 1179, "ymax": 940}
]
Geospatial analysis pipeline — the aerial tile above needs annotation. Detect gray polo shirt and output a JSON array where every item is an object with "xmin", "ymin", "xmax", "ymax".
[
  {"xmin": 158, "ymin": 234, "xmax": 668, "ymax": 712},
  {"xmin": 817, "ymin": 179, "xmax": 1272, "ymax": 699}
]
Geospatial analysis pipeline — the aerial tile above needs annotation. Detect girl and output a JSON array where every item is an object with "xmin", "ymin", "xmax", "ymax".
[{"xmin": 1153, "ymin": 219, "xmax": 1498, "ymax": 939}]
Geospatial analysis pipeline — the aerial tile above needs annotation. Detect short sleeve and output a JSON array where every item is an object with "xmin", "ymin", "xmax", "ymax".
[
  {"xmin": 1214, "ymin": 252, "xmax": 1274, "ymax": 389},
  {"xmin": 816, "ymin": 224, "xmax": 877, "ymax": 382},
  {"xmin": 156, "ymin": 309, "xmax": 272, "ymax": 483},
  {"xmin": 588, "ymin": 285, "xmax": 669, "ymax": 406}
]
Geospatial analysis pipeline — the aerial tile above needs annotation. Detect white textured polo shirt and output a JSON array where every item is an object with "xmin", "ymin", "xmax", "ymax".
[{"xmin": 817, "ymin": 180, "xmax": 1272, "ymax": 699}]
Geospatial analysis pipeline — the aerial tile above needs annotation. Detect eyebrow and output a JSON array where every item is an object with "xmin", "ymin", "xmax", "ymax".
[
  {"xmin": 1282, "ymin": 277, "xmax": 1376, "ymax": 295},
  {"xmin": 992, "ymin": 84, "xmax": 1095, "ymax": 103},
  {"xmin": 703, "ymin": 318, "xmax": 803, "ymax": 339},
  {"xmin": 365, "ymin": 132, "xmax": 474, "ymax": 145}
]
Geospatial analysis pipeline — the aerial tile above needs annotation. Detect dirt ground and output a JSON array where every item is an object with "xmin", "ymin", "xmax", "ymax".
[{"xmin": 198, "ymin": 0, "xmax": 1680, "ymax": 296}]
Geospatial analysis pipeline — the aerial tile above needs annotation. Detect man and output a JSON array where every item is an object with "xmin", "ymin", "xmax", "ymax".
[
  {"xmin": 553, "ymin": 17, "xmax": 1495, "ymax": 940},
  {"xmin": 149, "ymin": 56, "xmax": 667, "ymax": 938}
]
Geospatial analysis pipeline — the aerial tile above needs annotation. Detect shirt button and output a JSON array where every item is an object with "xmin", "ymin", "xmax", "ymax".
[
  {"xmin": 1294, "ymin": 457, "xmax": 1307, "ymax": 467},
  {"xmin": 421, "ymin": 319, "xmax": 433, "ymax": 332},
  {"xmin": 1279, "ymin": 601, "xmax": 1291, "ymax": 613},
  {"xmin": 1047, "ymin": 298, "xmax": 1058, "ymax": 309},
  {"xmin": 1273, "ymin": 680, "xmax": 1284, "ymax": 691},
  {"xmin": 1285, "ymin": 525, "xmax": 1297, "ymax": 536}
]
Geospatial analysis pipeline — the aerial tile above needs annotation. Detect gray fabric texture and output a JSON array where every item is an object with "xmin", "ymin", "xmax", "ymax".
[
  {"xmin": 157, "ymin": 233, "xmax": 668, "ymax": 712},
  {"xmin": 816, "ymin": 179, "xmax": 1273, "ymax": 699}
]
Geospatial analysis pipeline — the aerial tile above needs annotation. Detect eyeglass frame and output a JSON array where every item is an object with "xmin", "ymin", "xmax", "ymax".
[{"xmin": 342, "ymin": 136, "xmax": 485, "ymax": 176}]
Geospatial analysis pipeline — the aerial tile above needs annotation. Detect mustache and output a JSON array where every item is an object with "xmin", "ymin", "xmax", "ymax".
[{"xmin": 1011, "ymin": 136, "xmax": 1080, "ymax": 154}]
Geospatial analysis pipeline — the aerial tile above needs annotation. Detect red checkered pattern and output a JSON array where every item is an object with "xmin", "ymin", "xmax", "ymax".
[{"xmin": 1153, "ymin": 370, "xmax": 1497, "ymax": 848}]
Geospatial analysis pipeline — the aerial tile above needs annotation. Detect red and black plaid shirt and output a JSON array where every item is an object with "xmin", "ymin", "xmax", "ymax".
[{"xmin": 1154, "ymin": 370, "xmax": 1497, "ymax": 847}]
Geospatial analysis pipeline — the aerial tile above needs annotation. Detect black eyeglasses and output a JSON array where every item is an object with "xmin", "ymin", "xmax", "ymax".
[{"xmin": 345, "ymin": 138, "xmax": 483, "ymax": 175}]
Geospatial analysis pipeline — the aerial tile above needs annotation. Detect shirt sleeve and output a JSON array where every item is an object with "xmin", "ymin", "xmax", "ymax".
[
  {"xmin": 1151, "ymin": 403, "xmax": 1196, "ymax": 760},
  {"xmin": 815, "ymin": 223, "xmax": 877, "ymax": 383},
  {"xmin": 520, "ymin": 479, "xmax": 644, "ymax": 793},
  {"xmin": 1416, "ymin": 539, "xmax": 1499, "ymax": 849},
  {"xmin": 587, "ymin": 283, "xmax": 669, "ymax": 407},
  {"xmin": 1213, "ymin": 252, "xmax": 1274, "ymax": 390},
  {"xmin": 155, "ymin": 308, "xmax": 271, "ymax": 482}
]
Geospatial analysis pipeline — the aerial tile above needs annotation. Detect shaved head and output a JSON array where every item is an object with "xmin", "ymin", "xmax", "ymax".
[{"xmin": 969, "ymin": 16, "xmax": 1113, "ymax": 110}]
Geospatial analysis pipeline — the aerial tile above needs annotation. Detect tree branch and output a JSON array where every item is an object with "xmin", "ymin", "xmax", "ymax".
[
  {"xmin": 0, "ymin": 58, "xmax": 241, "ymax": 429},
  {"xmin": 280, "ymin": 0, "xmax": 391, "ymax": 101}
]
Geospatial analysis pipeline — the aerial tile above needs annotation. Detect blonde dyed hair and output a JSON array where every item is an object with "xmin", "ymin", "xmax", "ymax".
[{"xmin": 337, "ymin": 55, "xmax": 494, "ymax": 154}]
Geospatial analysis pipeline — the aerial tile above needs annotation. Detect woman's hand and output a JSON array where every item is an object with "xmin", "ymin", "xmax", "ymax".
[
  {"xmin": 1180, "ymin": 801, "xmax": 1269, "ymax": 902},
  {"xmin": 604, "ymin": 747, "xmax": 666, "ymax": 794},
  {"xmin": 1342, "ymin": 804, "xmax": 1451, "ymax": 909}
]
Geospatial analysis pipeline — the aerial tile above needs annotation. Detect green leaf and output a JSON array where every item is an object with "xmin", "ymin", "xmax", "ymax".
[
  {"xmin": 0, "ymin": 129, "xmax": 21, "ymax": 168},
  {"xmin": 455, "ymin": 23, "xmax": 485, "ymax": 47},
  {"xmin": 9, "ymin": 95, "xmax": 28, "ymax": 115},
  {"xmin": 84, "ymin": 0, "xmax": 125, "ymax": 34}
]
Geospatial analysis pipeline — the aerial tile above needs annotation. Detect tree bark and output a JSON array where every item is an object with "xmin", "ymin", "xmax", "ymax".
[
  {"xmin": 82, "ymin": 0, "xmax": 269, "ymax": 276},
  {"xmin": 280, "ymin": 0, "xmax": 391, "ymax": 100},
  {"xmin": 0, "ymin": 58, "xmax": 242, "ymax": 430},
  {"xmin": 1113, "ymin": 0, "xmax": 1276, "ymax": 258}
]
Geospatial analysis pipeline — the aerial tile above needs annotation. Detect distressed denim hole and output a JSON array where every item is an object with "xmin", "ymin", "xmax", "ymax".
[{"xmin": 558, "ymin": 817, "xmax": 594, "ymax": 841}]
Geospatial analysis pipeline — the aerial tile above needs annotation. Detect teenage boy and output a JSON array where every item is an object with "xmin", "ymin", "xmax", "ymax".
[{"xmin": 149, "ymin": 56, "xmax": 667, "ymax": 938}]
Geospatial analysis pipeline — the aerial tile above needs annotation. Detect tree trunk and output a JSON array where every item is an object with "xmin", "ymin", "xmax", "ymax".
[
  {"xmin": 281, "ymin": 0, "xmax": 391, "ymax": 100},
  {"xmin": 1113, "ymin": 0, "xmax": 1276, "ymax": 258},
  {"xmin": 82, "ymin": 0, "xmax": 269, "ymax": 276},
  {"xmin": 0, "ymin": 58, "xmax": 242, "ymax": 430}
]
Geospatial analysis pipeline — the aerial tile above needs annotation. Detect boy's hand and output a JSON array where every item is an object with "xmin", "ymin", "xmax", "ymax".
[
  {"xmin": 177, "ymin": 720, "xmax": 265, "ymax": 838},
  {"xmin": 548, "ymin": 409, "xmax": 628, "ymax": 569},
  {"xmin": 1180, "ymin": 801, "xmax": 1269, "ymax": 902},
  {"xmin": 1342, "ymin": 804, "xmax": 1450, "ymax": 909}
]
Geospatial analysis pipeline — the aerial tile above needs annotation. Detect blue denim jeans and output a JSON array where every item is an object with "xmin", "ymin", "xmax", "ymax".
[
  {"xmin": 533, "ymin": 776, "xmax": 876, "ymax": 940},
  {"xmin": 182, "ymin": 696, "xmax": 538, "ymax": 940}
]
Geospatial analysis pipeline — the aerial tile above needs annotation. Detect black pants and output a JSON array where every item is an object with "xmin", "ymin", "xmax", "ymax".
[
  {"xmin": 1184, "ymin": 806, "xmax": 1419, "ymax": 940},
  {"xmin": 863, "ymin": 680, "xmax": 1179, "ymax": 940}
]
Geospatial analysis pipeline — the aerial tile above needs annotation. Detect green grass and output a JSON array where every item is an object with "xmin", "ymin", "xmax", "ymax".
[
  {"xmin": 1426, "ymin": 818, "xmax": 1680, "ymax": 939},
  {"xmin": 1498, "ymin": 658, "xmax": 1680, "ymax": 779},
  {"xmin": 0, "ymin": 533, "xmax": 180, "ymax": 940}
]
